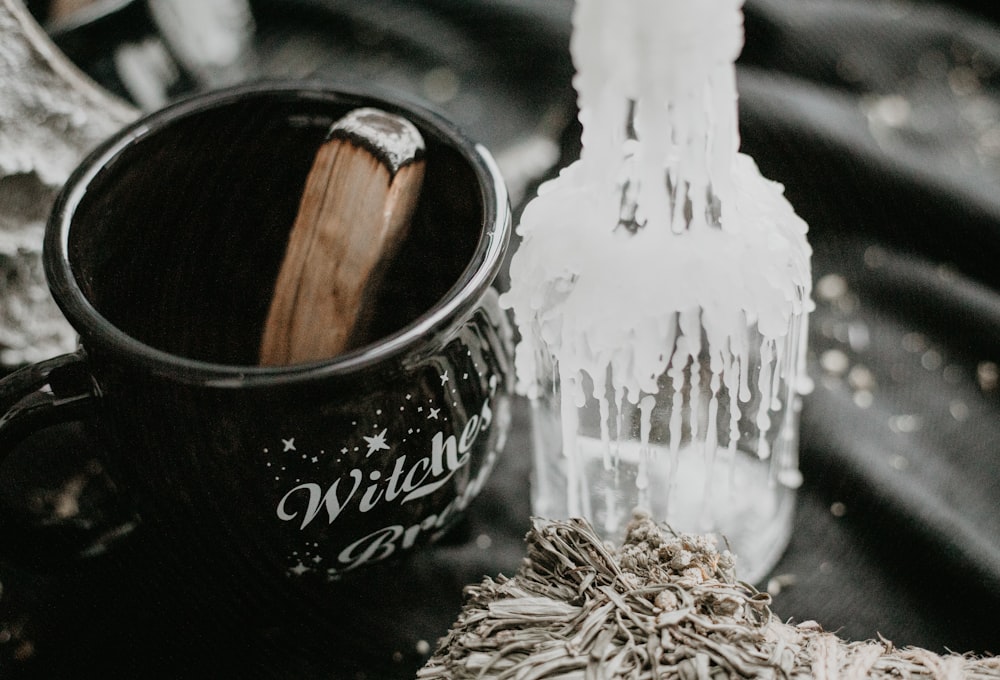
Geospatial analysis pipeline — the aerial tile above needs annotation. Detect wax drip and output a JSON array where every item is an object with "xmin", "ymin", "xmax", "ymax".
[{"xmin": 501, "ymin": 0, "xmax": 813, "ymax": 538}]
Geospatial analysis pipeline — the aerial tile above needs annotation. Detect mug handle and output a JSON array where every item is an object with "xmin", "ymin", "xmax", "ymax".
[
  {"xmin": 0, "ymin": 351, "xmax": 96, "ymax": 442},
  {"xmin": 0, "ymin": 350, "xmax": 138, "ymax": 567}
]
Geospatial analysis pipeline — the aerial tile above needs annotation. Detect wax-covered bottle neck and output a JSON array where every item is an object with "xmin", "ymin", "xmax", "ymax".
[{"xmin": 586, "ymin": 60, "xmax": 739, "ymax": 236}]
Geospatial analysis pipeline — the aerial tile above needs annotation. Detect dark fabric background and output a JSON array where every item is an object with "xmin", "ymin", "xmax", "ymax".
[{"xmin": 0, "ymin": 0, "xmax": 998, "ymax": 677}]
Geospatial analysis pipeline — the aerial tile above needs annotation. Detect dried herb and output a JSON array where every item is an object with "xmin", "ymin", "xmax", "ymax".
[{"xmin": 419, "ymin": 513, "xmax": 1000, "ymax": 679}]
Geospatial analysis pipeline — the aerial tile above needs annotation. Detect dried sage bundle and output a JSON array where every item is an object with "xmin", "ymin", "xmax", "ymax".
[{"xmin": 419, "ymin": 514, "xmax": 999, "ymax": 679}]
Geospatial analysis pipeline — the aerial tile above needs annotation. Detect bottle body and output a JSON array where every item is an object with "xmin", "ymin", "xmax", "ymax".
[{"xmin": 527, "ymin": 307, "xmax": 807, "ymax": 584}]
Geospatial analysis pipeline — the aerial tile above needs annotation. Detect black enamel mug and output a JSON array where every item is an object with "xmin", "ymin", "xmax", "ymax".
[{"xmin": 0, "ymin": 83, "xmax": 513, "ymax": 583}]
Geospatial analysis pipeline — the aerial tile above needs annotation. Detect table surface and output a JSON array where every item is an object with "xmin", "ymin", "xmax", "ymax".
[{"xmin": 1, "ymin": 0, "xmax": 999, "ymax": 677}]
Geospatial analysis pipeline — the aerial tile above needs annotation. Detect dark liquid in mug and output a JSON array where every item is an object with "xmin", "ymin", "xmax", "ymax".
[{"xmin": 67, "ymin": 95, "xmax": 482, "ymax": 364}]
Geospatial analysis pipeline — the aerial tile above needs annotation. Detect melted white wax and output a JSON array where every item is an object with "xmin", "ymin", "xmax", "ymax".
[{"xmin": 501, "ymin": 0, "xmax": 812, "ymax": 488}]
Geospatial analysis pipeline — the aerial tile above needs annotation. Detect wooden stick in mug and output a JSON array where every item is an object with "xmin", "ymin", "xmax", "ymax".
[{"xmin": 259, "ymin": 107, "xmax": 426, "ymax": 366}]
